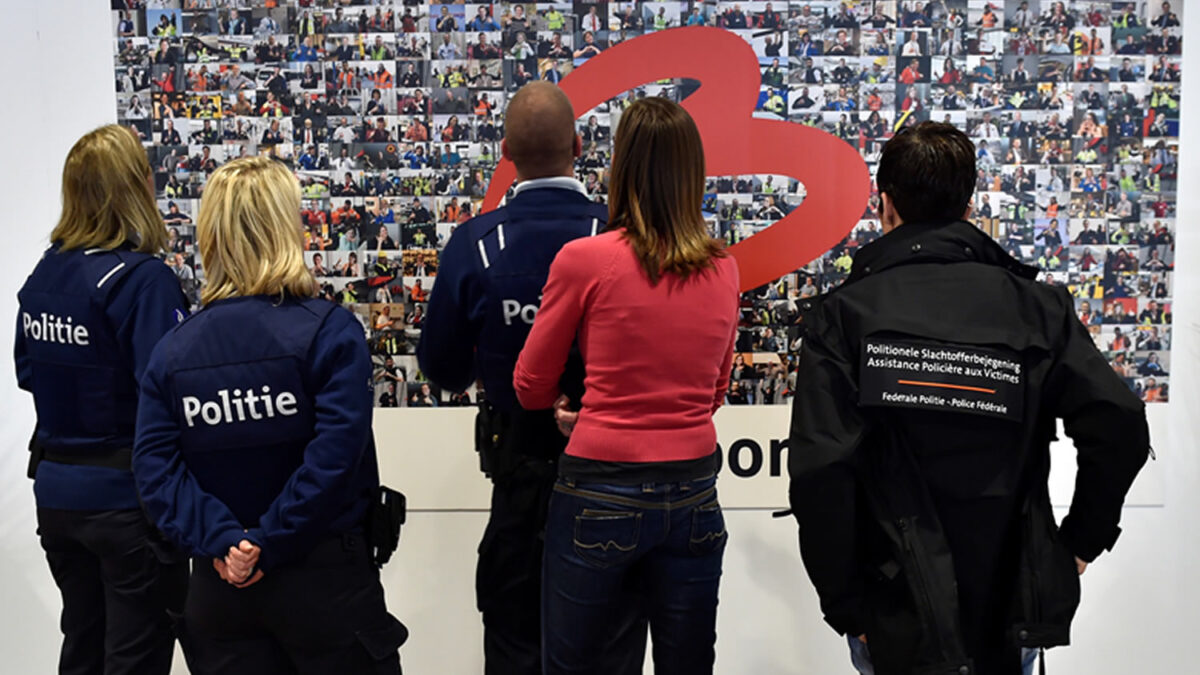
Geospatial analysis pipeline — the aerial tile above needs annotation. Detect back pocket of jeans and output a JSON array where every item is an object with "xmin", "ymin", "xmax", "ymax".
[
  {"xmin": 689, "ymin": 500, "xmax": 727, "ymax": 555},
  {"xmin": 573, "ymin": 509, "xmax": 641, "ymax": 568}
]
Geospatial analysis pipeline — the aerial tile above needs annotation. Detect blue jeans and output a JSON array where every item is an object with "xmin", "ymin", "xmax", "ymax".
[
  {"xmin": 542, "ymin": 476, "xmax": 727, "ymax": 674},
  {"xmin": 848, "ymin": 636, "xmax": 1038, "ymax": 675}
]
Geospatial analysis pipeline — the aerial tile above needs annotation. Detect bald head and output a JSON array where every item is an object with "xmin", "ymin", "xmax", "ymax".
[{"xmin": 502, "ymin": 81, "xmax": 579, "ymax": 180}]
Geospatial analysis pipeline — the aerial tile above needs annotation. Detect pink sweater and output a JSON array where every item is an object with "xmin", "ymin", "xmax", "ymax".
[{"xmin": 513, "ymin": 231, "xmax": 740, "ymax": 464}]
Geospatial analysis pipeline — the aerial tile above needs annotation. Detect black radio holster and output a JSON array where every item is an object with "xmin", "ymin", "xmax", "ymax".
[
  {"xmin": 475, "ymin": 400, "xmax": 567, "ymax": 485},
  {"xmin": 476, "ymin": 400, "xmax": 523, "ymax": 482}
]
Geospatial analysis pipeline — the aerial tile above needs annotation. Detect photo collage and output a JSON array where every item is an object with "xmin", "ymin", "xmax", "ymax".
[{"xmin": 111, "ymin": 0, "xmax": 1181, "ymax": 406}]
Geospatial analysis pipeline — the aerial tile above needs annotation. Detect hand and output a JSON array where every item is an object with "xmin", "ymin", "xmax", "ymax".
[
  {"xmin": 857, "ymin": 634, "xmax": 867, "ymax": 644},
  {"xmin": 552, "ymin": 395, "xmax": 579, "ymax": 438},
  {"xmin": 225, "ymin": 540, "xmax": 261, "ymax": 583},
  {"xmin": 214, "ymin": 557, "xmax": 266, "ymax": 588},
  {"xmin": 1076, "ymin": 557, "xmax": 1088, "ymax": 575},
  {"xmin": 230, "ymin": 569, "xmax": 264, "ymax": 588}
]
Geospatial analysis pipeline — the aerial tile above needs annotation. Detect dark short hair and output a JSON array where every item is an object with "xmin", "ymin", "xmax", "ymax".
[{"xmin": 875, "ymin": 121, "xmax": 975, "ymax": 224}]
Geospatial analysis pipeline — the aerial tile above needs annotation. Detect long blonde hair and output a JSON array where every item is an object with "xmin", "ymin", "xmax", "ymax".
[
  {"xmin": 196, "ymin": 156, "xmax": 314, "ymax": 305},
  {"xmin": 51, "ymin": 125, "xmax": 166, "ymax": 254},
  {"xmin": 608, "ymin": 97, "xmax": 724, "ymax": 285}
]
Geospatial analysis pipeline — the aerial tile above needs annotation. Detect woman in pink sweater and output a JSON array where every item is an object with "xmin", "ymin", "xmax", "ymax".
[{"xmin": 513, "ymin": 97, "xmax": 740, "ymax": 674}]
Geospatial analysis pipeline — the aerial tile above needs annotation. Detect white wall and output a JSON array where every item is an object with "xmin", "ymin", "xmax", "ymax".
[
  {"xmin": 2, "ymin": 3, "xmax": 1198, "ymax": 673},
  {"xmin": 0, "ymin": 3, "xmax": 120, "ymax": 673}
]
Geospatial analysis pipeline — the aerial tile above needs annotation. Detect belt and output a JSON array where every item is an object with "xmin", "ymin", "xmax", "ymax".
[
  {"xmin": 553, "ymin": 482, "xmax": 716, "ymax": 510},
  {"xmin": 42, "ymin": 447, "xmax": 133, "ymax": 471}
]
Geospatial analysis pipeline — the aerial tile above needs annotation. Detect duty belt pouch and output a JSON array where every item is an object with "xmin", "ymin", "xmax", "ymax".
[
  {"xmin": 475, "ymin": 401, "xmax": 524, "ymax": 482},
  {"xmin": 367, "ymin": 485, "xmax": 407, "ymax": 568},
  {"xmin": 475, "ymin": 401, "xmax": 499, "ymax": 476}
]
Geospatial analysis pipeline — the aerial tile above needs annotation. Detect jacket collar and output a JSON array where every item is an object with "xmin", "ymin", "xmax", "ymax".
[
  {"xmin": 505, "ymin": 180, "xmax": 595, "ymax": 215},
  {"xmin": 511, "ymin": 176, "xmax": 587, "ymax": 198},
  {"xmin": 845, "ymin": 220, "xmax": 1038, "ymax": 285}
]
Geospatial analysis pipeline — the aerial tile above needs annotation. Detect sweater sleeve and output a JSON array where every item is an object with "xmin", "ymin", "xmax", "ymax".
[
  {"xmin": 1046, "ymin": 291, "xmax": 1150, "ymax": 562},
  {"xmin": 712, "ymin": 261, "xmax": 740, "ymax": 412},
  {"xmin": 788, "ymin": 304, "xmax": 869, "ymax": 637},
  {"xmin": 513, "ymin": 241, "xmax": 596, "ymax": 410},
  {"xmin": 417, "ymin": 224, "xmax": 483, "ymax": 392},
  {"xmin": 133, "ymin": 341, "xmax": 248, "ymax": 560},
  {"xmin": 109, "ymin": 261, "xmax": 189, "ymax": 385}
]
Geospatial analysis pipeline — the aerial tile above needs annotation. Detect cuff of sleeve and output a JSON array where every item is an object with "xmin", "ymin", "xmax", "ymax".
[
  {"xmin": 514, "ymin": 384, "xmax": 561, "ymax": 410},
  {"xmin": 213, "ymin": 529, "xmax": 247, "ymax": 560},
  {"xmin": 1058, "ymin": 514, "xmax": 1121, "ymax": 563},
  {"xmin": 512, "ymin": 364, "xmax": 563, "ymax": 410},
  {"xmin": 819, "ymin": 586, "xmax": 867, "ymax": 638},
  {"xmin": 243, "ymin": 528, "xmax": 274, "ymax": 572},
  {"xmin": 825, "ymin": 611, "xmax": 866, "ymax": 639}
]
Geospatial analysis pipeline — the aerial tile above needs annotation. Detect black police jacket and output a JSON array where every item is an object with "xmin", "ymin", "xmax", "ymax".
[{"xmin": 788, "ymin": 221, "xmax": 1149, "ymax": 675}]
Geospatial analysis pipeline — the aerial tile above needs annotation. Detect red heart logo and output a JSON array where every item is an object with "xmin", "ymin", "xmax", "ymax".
[{"xmin": 482, "ymin": 27, "xmax": 871, "ymax": 291}]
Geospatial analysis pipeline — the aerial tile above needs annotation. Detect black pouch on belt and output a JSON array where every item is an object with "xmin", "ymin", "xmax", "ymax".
[{"xmin": 367, "ymin": 485, "xmax": 407, "ymax": 568}]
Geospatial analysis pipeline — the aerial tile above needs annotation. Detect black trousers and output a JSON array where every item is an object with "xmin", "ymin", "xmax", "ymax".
[
  {"xmin": 478, "ymin": 464, "xmax": 647, "ymax": 675},
  {"xmin": 37, "ymin": 508, "xmax": 188, "ymax": 675},
  {"xmin": 183, "ymin": 531, "xmax": 407, "ymax": 675}
]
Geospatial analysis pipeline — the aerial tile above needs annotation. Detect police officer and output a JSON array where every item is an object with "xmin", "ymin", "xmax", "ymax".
[
  {"xmin": 14, "ymin": 125, "xmax": 189, "ymax": 674},
  {"xmin": 788, "ymin": 122, "xmax": 1150, "ymax": 675},
  {"xmin": 132, "ymin": 157, "xmax": 406, "ymax": 674},
  {"xmin": 418, "ymin": 81, "xmax": 645, "ymax": 674}
]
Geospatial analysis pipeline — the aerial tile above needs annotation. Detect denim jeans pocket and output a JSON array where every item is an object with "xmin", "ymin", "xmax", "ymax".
[
  {"xmin": 573, "ymin": 509, "xmax": 641, "ymax": 568},
  {"xmin": 688, "ymin": 500, "xmax": 728, "ymax": 556},
  {"xmin": 848, "ymin": 635, "xmax": 874, "ymax": 675}
]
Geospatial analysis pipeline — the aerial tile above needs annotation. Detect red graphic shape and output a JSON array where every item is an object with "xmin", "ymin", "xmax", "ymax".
[{"xmin": 482, "ymin": 27, "xmax": 871, "ymax": 291}]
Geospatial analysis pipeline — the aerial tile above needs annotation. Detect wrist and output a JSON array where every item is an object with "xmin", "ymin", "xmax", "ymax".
[{"xmin": 243, "ymin": 529, "xmax": 271, "ymax": 571}]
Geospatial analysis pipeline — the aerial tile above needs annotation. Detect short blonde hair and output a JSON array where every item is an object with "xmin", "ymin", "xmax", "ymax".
[
  {"xmin": 51, "ymin": 125, "xmax": 166, "ymax": 254},
  {"xmin": 196, "ymin": 156, "xmax": 314, "ymax": 305}
]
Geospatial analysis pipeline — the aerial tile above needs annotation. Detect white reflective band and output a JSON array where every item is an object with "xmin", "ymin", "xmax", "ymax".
[
  {"xmin": 96, "ymin": 262, "xmax": 126, "ymax": 288},
  {"xmin": 83, "ymin": 248, "xmax": 104, "ymax": 255},
  {"xmin": 497, "ymin": 224, "xmax": 506, "ymax": 250},
  {"xmin": 591, "ymin": 218, "xmax": 599, "ymax": 235},
  {"xmin": 477, "ymin": 240, "xmax": 491, "ymax": 269}
]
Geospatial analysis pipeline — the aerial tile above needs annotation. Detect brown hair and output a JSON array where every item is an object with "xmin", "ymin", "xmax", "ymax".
[
  {"xmin": 608, "ymin": 97, "xmax": 724, "ymax": 284},
  {"xmin": 875, "ymin": 121, "xmax": 976, "ymax": 224},
  {"xmin": 51, "ymin": 125, "xmax": 167, "ymax": 254}
]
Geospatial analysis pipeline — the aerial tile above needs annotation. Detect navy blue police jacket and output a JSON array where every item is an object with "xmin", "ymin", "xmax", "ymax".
[
  {"xmin": 417, "ymin": 181, "xmax": 607, "ymax": 412},
  {"xmin": 133, "ymin": 295, "xmax": 379, "ymax": 572},
  {"xmin": 15, "ymin": 245, "xmax": 188, "ymax": 510}
]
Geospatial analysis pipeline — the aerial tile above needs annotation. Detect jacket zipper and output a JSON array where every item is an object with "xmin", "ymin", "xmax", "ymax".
[
  {"xmin": 897, "ymin": 517, "xmax": 950, "ymax": 663},
  {"xmin": 1025, "ymin": 507, "xmax": 1047, "ymax": 674}
]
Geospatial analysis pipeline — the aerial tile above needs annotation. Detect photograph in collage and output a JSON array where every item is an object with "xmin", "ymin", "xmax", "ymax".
[{"xmin": 112, "ymin": 0, "xmax": 1182, "ymax": 406}]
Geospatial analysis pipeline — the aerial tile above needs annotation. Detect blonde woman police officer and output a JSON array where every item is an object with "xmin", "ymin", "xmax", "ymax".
[
  {"xmin": 133, "ymin": 156, "xmax": 406, "ymax": 673},
  {"xmin": 15, "ymin": 125, "xmax": 190, "ymax": 674}
]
